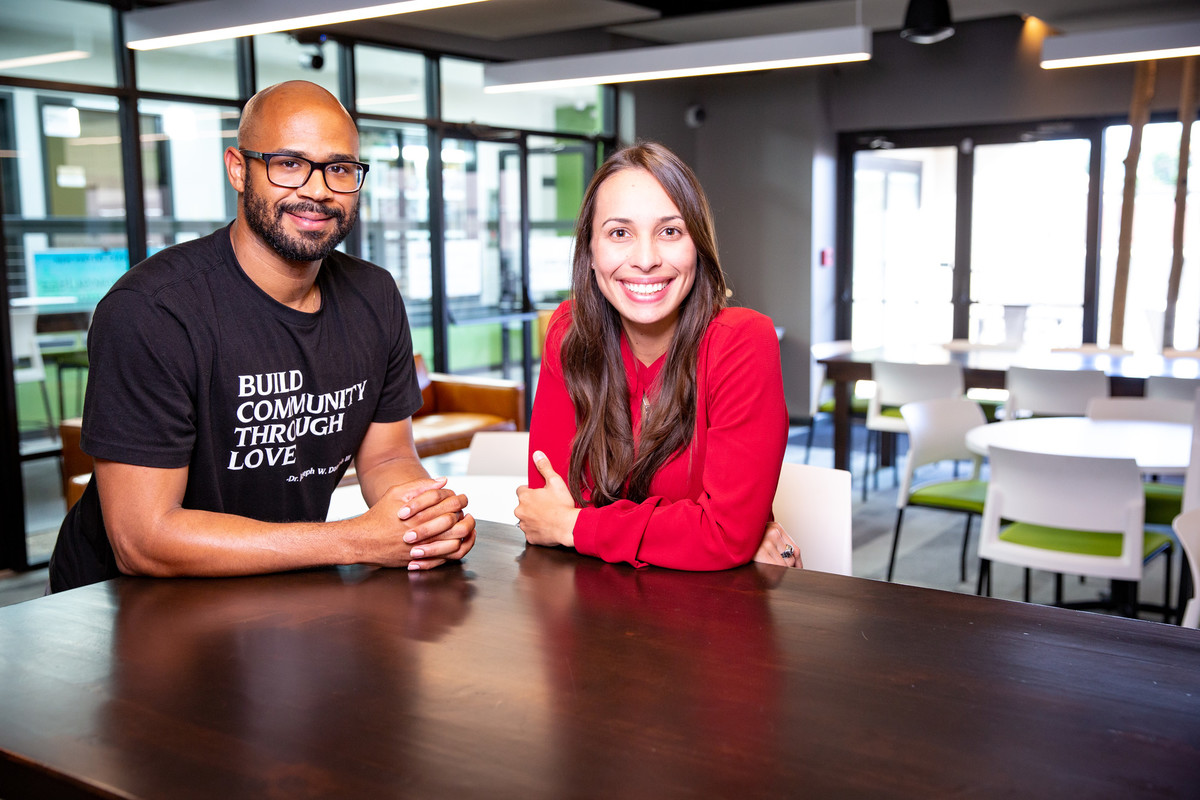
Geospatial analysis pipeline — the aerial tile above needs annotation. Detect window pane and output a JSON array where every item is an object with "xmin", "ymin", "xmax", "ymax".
[
  {"xmin": 527, "ymin": 135, "xmax": 594, "ymax": 308},
  {"xmin": 443, "ymin": 138, "xmax": 526, "ymax": 378},
  {"xmin": 969, "ymin": 138, "xmax": 1091, "ymax": 348},
  {"xmin": 0, "ymin": 0, "xmax": 117, "ymax": 87},
  {"xmin": 851, "ymin": 148, "xmax": 956, "ymax": 348},
  {"xmin": 356, "ymin": 45, "xmax": 427, "ymax": 119},
  {"xmin": 1099, "ymin": 121, "xmax": 1200, "ymax": 352},
  {"xmin": 2, "ymin": 87, "xmax": 129, "ymax": 560},
  {"xmin": 358, "ymin": 123, "xmax": 433, "ymax": 363},
  {"xmin": 138, "ymin": 99, "xmax": 240, "ymax": 250},
  {"xmin": 441, "ymin": 56, "xmax": 610, "ymax": 136},
  {"xmin": 135, "ymin": 40, "xmax": 240, "ymax": 99},
  {"xmin": 254, "ymin": 33, "xmax": 340, "ymax": 95}
]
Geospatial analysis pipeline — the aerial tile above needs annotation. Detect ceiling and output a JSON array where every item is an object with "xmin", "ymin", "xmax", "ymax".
[{"xmin": 127, "ymin": 0, "xmax": 1200, "ymax": 57}]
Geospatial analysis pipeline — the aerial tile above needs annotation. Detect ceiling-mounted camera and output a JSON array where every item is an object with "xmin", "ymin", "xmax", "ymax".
[
  {"xmin": 292, "ymin": 31, "xmax": 327, "ymax": 71},
  {"xmin": 300, "ymin": 48, "xmax": 325, "ymax": 71}
]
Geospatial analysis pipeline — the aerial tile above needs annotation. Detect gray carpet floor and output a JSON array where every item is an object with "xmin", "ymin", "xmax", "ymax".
[{"xmin": 1, "ymin": 421, "xmax": 1184, "ymax": 625}]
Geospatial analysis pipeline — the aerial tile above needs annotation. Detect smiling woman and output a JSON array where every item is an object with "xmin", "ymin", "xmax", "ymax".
[{"xmin": 514, "ymin": 141, "xmax": 794, "ymax": 571}]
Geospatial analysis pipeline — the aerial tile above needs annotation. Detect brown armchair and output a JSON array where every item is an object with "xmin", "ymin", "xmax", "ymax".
[
  {"xmin": 59, "ymin": 417, "xmax": 91, "ymax": 510},
  {"xmin": 410, "ymin": 354, "xmax": 525, "ymax": 457}
]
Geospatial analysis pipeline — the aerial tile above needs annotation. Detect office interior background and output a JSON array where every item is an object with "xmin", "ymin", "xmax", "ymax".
[{"xmin": 2, "ymin": 0, "xmax": 1197, "ymax": 571}]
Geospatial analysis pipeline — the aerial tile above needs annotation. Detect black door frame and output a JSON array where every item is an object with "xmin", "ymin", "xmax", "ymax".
[{"xmin": 836, "ymin": 119, "xmax": 1107, "ymax": 345}]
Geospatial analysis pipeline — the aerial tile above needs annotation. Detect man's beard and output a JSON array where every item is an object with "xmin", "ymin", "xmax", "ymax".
[{"xmin": 242, "ymin": 167, "xmax": 358, "ymax": 262}]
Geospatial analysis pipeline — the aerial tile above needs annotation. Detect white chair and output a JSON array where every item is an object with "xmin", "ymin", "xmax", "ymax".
[
  {"xmin": 466, "ymin": 431, "xmax": 530, "ymax": 476},
  {"xmin": 863, "ymin": 361, "xmax": 964, "ymax": 500},
  {"xmin": 1085, "ymin": 396, "xmax": 1193, "ymax": 424},
  {"xmin": 1003, "ymin": 366, "xmax": 1108, "ymax": 418},
  {"xmin": 1173, "ymin": 509, "xmax": 1200, "ymax": 628},
  {"xmin": 889, "ymin": 397, "xmax": 988, "ymax": 583},
  {"xmin": 977, "ymin": 446, "xmax": 1173, "ymax": 618},
  {"xmin": 772, "ymin": 463, "xmax": 852, "ymax": 576},
  {"xmin": 10, "ymin": 307, "xmax": 55, "ymax": 435},
  {"xmin": 1184, "ymin": 386, "xmax": 1200, "ymax": 514},
  {"xmin": 1146, "ymin": 375, "xmax": 1200, "ymax": 402}
]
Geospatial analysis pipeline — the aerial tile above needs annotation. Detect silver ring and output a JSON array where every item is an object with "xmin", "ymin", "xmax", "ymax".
[
  {"xmin": 515, "ymin": 520, "xmax": 522, "ymax": 530},
  {"xmin": 780, "ymin": 545, "xmax": 795, "ymax": 560}
]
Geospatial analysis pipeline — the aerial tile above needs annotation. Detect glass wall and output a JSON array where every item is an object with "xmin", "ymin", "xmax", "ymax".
[
  {"xmin": 1098, "ymin": 121, "xmax": 1199, "ymax": 352},
  {"xmin": 969, "ymin": 138, "xmax": 1092, "ymax": 349},
  {"xmin": 356, "ymin": 45, "xmax": 427, "ymax": 120},
  {"xmin": 3, "ymin": 85, "xmax": 130, "ymax": 564},
  {"xmin": 0, "ymin": 2, "xmax": 616, "ymax": 569},
  {"xmin": 0, "ymin": 0, "xmax": 117, "ymax": 87},
  {"xmin": 358, "ymin": 123, "xmax": 434, "ymax": 361},
  {"xmin": 441, "ymin": 56, "xmax": 610, "ymax": 137},
  {"xmin": 138, "ymin": 99, "xmax": 239, "ymax": 248},
  {"xmin": 442, "ymin": 137, "xmax": 525, "ymax": 377},
  {"xmin": 134, "ymin": 40, "xmax": 240, "ymax": 99},
  {"xmin": 527, "ymin": 135, "xmax": 593, "ymax": 311}
]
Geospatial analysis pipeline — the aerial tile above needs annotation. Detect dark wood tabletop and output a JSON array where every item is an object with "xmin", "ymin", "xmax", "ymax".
[
  {"xmin": 816, "ymin": 346, "xmax": 1200, "ymax": 470},
  {"xmin": 2, "ymin": 521, "xmax": 1198, "ymax": 799}
]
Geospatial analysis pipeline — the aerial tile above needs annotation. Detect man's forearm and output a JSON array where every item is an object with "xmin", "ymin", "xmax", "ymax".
[{"xmin": 356, "ymin": 454, "xmax": 431, "ymax": 508}]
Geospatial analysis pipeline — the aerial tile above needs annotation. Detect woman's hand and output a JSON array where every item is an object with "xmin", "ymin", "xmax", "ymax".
[
  {"xmin": 754, "ymin": 521, "xmax": 802, "ymax": 568},
  {"xmin": 515, "ymin": 451, "xmax": 581, "ymax": 548}
]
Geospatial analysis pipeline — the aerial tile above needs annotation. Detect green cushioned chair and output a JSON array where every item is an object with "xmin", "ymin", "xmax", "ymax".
[
  {"xmin": 888, "ymin": 397, "xmax": 989, "ymax": 583},
  {"xmin": 1144, "ymin": 482, "xmax": 1183, "ymax": 527},
  {"xmin": 977, "ymin": 446, "xmax": 1173, "ymax": 620},
  {"xmin": 865, "ymin": 361, "xmax": 965, "ymax": 504},
  {"xmin": 803, "ymin": 381, "xmax": 869, "ymax": 465}
]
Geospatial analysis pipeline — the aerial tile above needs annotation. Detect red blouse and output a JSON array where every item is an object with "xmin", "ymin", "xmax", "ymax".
[{"xmin": 528, "ymin": 302, "xmax": 788, "ymax": 570}]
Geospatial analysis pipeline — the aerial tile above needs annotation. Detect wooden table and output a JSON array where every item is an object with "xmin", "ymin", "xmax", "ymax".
[
  {"xmin": 1, "ymin": 521, "xmax": 1198, "ymax": 799},
  {"xmin": 817, "ymin": 345, "xmax": 1200, "ymax": 470},
  {"xmin": 966, "ymin": 417, "xmax": 1192, "ymax": 475}
]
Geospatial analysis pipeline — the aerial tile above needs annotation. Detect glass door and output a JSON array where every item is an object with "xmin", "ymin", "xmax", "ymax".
[
  {"xmin": 847, "ymin": 127, "xmax": 1096, "ymax": 352},
  {"xmin": 969, "ymin": 138, "xmax": 1092, "ymax": 348},
  {"xmin": 851, "ymin": 147, "xmax": 957, "ymax": 349}
]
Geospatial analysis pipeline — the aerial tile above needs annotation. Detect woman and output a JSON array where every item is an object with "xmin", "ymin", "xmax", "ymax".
[{"xmin": 515, "ymin": 141, "xmax": 799, "ymax": 570}]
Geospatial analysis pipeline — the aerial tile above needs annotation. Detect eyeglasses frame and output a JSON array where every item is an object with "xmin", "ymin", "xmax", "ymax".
[{"xmin": 239, "ymin": 149, "xmax": 369, "ymax": 194}]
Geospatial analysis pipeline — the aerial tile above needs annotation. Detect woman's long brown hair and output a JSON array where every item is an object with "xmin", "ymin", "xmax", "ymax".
[{"xmin": 561, "ymin": 141, "xmax": 728, "ymax": 506}]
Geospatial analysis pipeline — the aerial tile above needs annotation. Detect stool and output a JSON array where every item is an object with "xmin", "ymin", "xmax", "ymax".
[{"xmin": 54, "ymin": 352, "xmax": 89, "ymax": 421}]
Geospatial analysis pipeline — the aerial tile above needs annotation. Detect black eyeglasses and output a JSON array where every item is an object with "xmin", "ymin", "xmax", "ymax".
[{"xmin": 239, "ymin": 150, "xmax": 369, "ymax": 193}]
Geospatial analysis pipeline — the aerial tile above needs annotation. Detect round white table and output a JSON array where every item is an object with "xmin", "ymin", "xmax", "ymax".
[
  {"xmin": 965, "ymin": 417, "xmax": 1192, "ymax": 475},
  {"xmin": 326, "ymin": 474, "xmax": 524, "ymax": 525}
]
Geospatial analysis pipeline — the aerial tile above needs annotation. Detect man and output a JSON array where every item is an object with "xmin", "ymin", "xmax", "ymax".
[{"xmin": 49, "ymin": 81, "xmax": 475, "ymax": 592}]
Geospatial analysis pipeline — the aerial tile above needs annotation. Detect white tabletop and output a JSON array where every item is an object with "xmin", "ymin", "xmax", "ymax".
[
  {"xmin": 965, "ymin": 417, "xmax": 1192, "ymax": 475},
  {"xmin": 10, "ymin": 295, "xmax": 78, "ymax": 307},
  {"xmin": 326, "ymin": 474, "xmax": 524, "ymax": 525}
]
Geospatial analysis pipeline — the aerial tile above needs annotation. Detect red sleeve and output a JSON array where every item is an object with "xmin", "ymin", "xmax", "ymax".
[
  {"xmin": 527, "ymin": 302, "xmax": 577, "ymax": 489},
  {"xmin": 572, "ymin": 309, "xmax": 788, "ymax": 571}
]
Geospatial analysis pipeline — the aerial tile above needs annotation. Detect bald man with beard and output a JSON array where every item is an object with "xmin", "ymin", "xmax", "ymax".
[{"xmin": 49, "ymin": 81, "xmax": 475, "ymax": 592}]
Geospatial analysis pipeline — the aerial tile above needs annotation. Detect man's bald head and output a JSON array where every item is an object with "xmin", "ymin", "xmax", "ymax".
[{"xmin": 237, "ymin": 81, "xmax": 356, "ymax": 152}]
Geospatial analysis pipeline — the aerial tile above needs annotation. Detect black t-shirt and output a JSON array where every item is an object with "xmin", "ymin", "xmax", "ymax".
[{"xmin": 49, "ymin": 224, "xmax": 423, "ymax": 592}]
